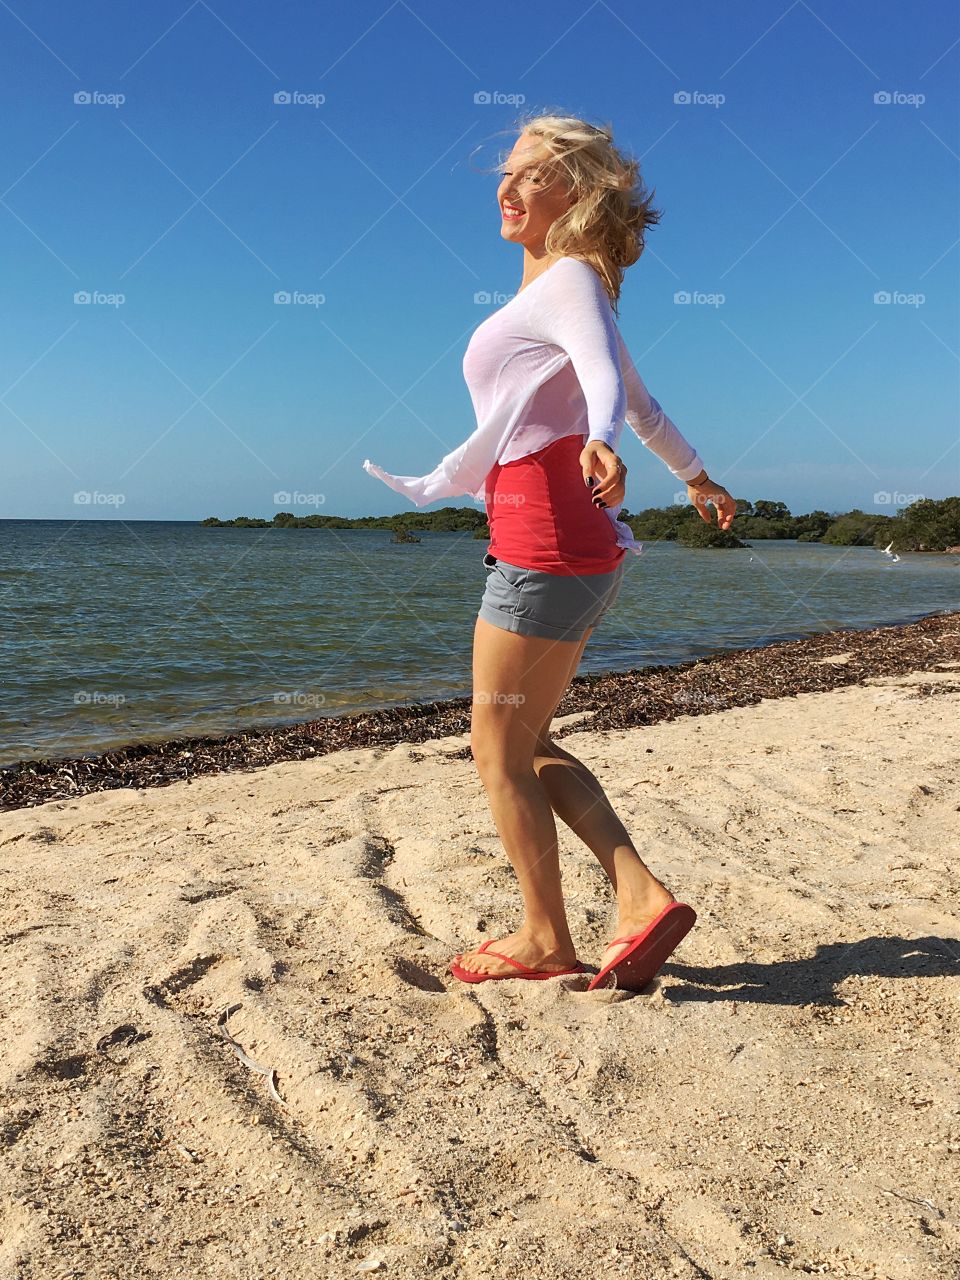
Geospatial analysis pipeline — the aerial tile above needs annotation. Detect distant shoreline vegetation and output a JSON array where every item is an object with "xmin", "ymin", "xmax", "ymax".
[{"xmin": 200, "ymin": 495, "xmax": 960, "ymax": 552}]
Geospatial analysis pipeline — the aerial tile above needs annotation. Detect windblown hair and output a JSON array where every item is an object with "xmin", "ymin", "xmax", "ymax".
[{"xmin": 492, "ymin": 111, "xmax": 662, "ymax": 316}]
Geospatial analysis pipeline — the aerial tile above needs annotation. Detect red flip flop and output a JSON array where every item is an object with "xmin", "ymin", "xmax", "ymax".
[
  {"xmin": 449, "ymin": 938, "xmax": 586, "ymax": 984},
  {"xmin": 587, "ymin": 901, "xmax": 697, "ymax": 993}
]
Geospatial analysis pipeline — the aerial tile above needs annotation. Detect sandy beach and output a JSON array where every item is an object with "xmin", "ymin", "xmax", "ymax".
[{"xmin": 1, "ymin": 636, "xmax": 958, "ymax": 1278}]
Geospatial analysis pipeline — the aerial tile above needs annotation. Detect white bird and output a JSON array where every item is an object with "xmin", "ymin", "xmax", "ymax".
[
  {"xmin": 882, "ymin": 541, "xmax": 894, "ymax": 555},
  {"xmin": 890, "ymin": 553, "xmax": 900, "ymax": 563}
]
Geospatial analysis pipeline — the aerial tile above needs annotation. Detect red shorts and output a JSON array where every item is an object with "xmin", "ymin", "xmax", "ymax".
[{"xmin": 484, "ymin": 433, "xmax": 625, "ymax": 575}]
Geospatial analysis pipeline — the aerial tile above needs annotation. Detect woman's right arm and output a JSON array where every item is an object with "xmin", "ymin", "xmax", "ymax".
[
  {"xmin": 616, "ymin": 332, "xmax": 737, "ymax": 529},
  {"xmin": 615, "ymin": 330, "xmax": 706, "ymax": 483}
]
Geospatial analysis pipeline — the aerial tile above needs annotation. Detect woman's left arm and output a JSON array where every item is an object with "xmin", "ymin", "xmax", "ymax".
[{"xmin": 525, "ymin": 259, "xmax": 629, "ymax": 502}]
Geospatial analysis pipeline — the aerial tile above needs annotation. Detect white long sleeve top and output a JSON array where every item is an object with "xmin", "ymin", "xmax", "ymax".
[{"xmin": 362, "ymin": 255, "xmax": 705, "ymax": 556}]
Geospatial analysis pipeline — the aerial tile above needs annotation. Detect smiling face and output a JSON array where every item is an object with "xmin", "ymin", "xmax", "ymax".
[{"xmin": 497, "ymin": 130, "xmax": 578, "ymax": 253}]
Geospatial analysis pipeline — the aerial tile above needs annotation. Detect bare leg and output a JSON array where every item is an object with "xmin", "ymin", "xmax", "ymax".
[
  {"xmin": 530, "ymin": 628, "xmax": 676, "ymax": 971},
  {"xmin": 456, "ymin": 616, "xmax": 587, "ymax": 976}
]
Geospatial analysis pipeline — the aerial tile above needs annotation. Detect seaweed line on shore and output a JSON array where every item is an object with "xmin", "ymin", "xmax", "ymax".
[{"xmin": 3, "ymin": 610, "xmax": 959, "ymax": 812}]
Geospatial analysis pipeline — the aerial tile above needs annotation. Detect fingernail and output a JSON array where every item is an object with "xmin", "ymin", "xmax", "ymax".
[{"xmin": 585, "ymin": 476, "xmax": 595, "ymax": 487}]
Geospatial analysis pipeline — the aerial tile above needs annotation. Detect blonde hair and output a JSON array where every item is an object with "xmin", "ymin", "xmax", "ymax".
[{"xmin": 490, "ymin": 111, "xmax": 661, "ymax": 315}]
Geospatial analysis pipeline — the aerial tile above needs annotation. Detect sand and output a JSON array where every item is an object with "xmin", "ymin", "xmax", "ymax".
[{"xmin": 0, "ymin": 666, "xmax": 958, "ymax": 1279}]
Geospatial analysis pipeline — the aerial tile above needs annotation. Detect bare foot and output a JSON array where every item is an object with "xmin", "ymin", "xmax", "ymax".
[
  {"xmin": 597, "ymin": 886, "xmax": 677, "ymax": 975},
  {"xmin": 453, "ymin": 929, "xmax": 578, "ymax": 977}
]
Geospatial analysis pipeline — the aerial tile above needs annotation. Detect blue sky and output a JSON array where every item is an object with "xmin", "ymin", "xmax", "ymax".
[{"xmin": 1, "ymin": 0, "xmax": 956, "ymax": 521}]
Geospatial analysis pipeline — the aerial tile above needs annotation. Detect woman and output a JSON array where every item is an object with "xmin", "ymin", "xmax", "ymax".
[{"xmin": 364, "ymin": 113, "xmax": 736, "ymax": 992}]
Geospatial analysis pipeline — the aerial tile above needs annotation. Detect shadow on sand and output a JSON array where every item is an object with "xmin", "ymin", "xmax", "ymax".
[{"xmin": 659, "ymin": 934, "xmax": 960, "ymax": 1006}]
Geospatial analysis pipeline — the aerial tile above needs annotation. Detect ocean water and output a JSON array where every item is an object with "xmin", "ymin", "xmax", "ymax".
[{"xmin": 2, "ymin": 520, "xmax": 957, "ymax": 766}]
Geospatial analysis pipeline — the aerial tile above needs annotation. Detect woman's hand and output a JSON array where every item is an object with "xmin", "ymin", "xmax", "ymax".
[
  {"xmin": 687, "ymin": 474, "xmax": 737, "ymax": 530},
  {"xmin": 580, "ymin": 440, "xmax": 627, "ymax": 509}
]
